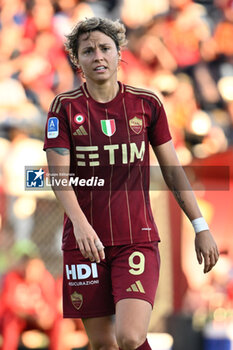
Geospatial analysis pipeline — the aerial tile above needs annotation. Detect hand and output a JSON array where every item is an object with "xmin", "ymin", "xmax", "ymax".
[
  {"xmin": 195, "ymin": 230, "xmax": 219, "ymax": 273},
  {"xmin": 73, "ymin": 221, "xmax": 105, "ymax": 263}
]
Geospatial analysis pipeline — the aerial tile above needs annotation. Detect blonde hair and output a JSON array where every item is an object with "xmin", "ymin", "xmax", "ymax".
[{"xmin": 65, "ymin": 17, "xmax": 127, "ymax": 67}]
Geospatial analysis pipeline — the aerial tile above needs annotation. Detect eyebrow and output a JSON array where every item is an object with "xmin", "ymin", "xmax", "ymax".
[{"xmin": 81, "ymin": 43, "xmax": 112, "ymax": 50}]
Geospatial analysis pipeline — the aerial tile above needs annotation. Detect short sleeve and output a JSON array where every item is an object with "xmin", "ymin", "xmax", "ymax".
[
  {"xmin": 43, "ymin": 103, "xmax": 71, "ymax": 151},
  {"xmin": 148, "ymin": 99, "xmax": 172, "ymax": 147}
]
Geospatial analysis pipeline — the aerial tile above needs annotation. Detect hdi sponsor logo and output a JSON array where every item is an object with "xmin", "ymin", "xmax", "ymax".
[{"xmin": 66, "ymin": 263, "xmax": 98, "ymax": 280}]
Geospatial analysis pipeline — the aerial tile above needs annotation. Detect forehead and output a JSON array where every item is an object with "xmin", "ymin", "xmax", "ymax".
[{"xmin": 78, "ymin": 30, "xmax": 116, "ymax": 48}]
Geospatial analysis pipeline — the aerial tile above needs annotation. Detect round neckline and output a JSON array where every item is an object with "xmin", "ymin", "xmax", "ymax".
[{"xmin": 81, "ymin": 81, "xmax": 124, "ymax": 107}]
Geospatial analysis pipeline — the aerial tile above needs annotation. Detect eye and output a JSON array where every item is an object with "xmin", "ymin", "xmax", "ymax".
[
  {"xmin": 102, "ymin": 47, "xmax": 110, "ymax": 52},
  {"xmin": 83, "ymin": 48, "xmax": 92, "ymax": 55}
]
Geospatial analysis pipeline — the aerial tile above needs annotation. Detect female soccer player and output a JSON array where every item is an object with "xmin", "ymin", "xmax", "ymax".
[{"xmin": 44, "ymin": 17, "xmax": 219, "ymax": 350}]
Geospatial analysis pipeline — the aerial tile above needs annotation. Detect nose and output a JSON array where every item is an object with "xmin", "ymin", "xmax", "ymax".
[{"xmin": 93, "ymin": 47, "xmax": 103, "ymax": 61}]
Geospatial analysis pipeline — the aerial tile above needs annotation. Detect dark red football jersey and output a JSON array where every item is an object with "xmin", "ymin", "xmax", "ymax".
[{"xmin": 44, "ymin": 82, "xmax": 172, "ymax": 249}]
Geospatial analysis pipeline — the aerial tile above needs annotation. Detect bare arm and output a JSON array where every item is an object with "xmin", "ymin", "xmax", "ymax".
[
  {"xmin": 153, "ymin": 140, "xmax": 219, "ymax": 273},
  {"xmin": 46, "ymin": 148, "xmax": 105, "ymax": 263}
]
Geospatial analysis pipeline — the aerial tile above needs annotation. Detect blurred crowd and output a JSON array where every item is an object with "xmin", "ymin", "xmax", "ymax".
[
  {"xmin": 1, "ymin": 0, "xmax": 233, "ymax": 348},
  {"xmin": 0, "ymin": 240, "xmax": 89, "ymax": 350},
  {"xmin": 0, "ymin": 0, "xmax": 233, "ymax": 158}
]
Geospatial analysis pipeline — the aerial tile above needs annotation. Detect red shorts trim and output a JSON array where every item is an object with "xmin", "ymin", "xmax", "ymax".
[{"xmin": 63, "ymin": 241, "xmax": 160, "ymax": 318}]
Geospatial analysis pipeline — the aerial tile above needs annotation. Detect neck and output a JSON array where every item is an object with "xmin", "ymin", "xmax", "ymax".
[{"xmin": 85, "ymin": 79, "xmax": 119, "ymax": 103}]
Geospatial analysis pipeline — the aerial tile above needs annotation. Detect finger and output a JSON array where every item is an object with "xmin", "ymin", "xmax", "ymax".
[
  {"xmin": 89, "ymin": 240, "xmax": 101, "ymax": 263},
  {"xmin": 204, "ymin": 254, "xmax": 214, "ymax": 273},
  {"xmin": 99, "ymin": 248, "xmax": 105, "ymax": 261},
  {"xmin": 77, "ymin": 240, "xmax": 88, "ymax": 259},
  {"xmin": 207, "ymin": 246, "xmax": 219, "ymax": 272},
  {"xmin": 83, "ymin": 240, "xmax": 95, "ymax": 262},
  {"xmin": 211, "ymin": 247, "xmax": 219, "ymax": 268},
  {"xmin": 94, "ymin": 239, "xmax": 105, "ymax": 261},
  {"xmin": 196, "ymin": 249, "xmax": 202, "ymax": 264},
  {"xmin": 203, "ymin": 254, "xmax": 211, "ymax": 273},
  {"xmin": 208, "ymin": 253, "xmax": 216, "ymax": 272},
  {"xmin": 214, "ymin": 247, "xmax": 220, "ymax": 262}
]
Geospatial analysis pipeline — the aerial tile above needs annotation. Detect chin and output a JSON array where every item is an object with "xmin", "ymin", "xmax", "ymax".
[{"xmin": 93, "ymin": 76, "xmax": 109, "ymax": 84}]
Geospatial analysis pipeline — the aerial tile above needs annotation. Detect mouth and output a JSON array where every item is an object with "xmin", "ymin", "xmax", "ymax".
[{"xmin": 94, "ymin": 65, "xmax": 107, "ymax": 72}]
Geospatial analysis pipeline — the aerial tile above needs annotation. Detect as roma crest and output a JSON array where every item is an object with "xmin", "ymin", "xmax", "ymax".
[
  {"xmin": 129, "ymin": 117, "xmax": 143, "ymax": 134},
  {"xmin": 71, "ymin": 291, "xmax": 83, "ymax": 310}
]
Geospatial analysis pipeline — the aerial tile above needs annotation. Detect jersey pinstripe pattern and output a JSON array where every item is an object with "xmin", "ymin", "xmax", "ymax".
[
  {"xmin": 44, "ymin": 82, "xmax": 172, "ymax": 249},
  {"xmin": 104, "ymin": 108, "xmax": 115, "ymax": 245},
  {"xmin": 86, "ymin": 100, "xmax": 94, "ymax": 229},
  {"xmin": 122, "ymin": 97, "xmax": 133, "ymax": 244},
  {"xmin": 140, "ymin": 98, "xmax": 151, "ymax": 241}
]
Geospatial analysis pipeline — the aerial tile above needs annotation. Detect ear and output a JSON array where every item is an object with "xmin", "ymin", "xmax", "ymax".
[
  {"xmin": 118, "ymin": 50, "xmax": 122, "ymax": 61},
  {"xmin": 77, "ymin": 64, "xmax": 83, "ymax": 76}
]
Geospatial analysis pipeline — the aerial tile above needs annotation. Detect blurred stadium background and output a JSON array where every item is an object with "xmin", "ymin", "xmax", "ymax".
[{"xmin": 0, "ymin": 0, "xmax": 233, "ymax": 349}]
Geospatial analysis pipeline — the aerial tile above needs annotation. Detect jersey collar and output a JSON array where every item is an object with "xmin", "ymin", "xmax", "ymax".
[{"xmin": 81, "ymin": 81, "xmax": 124, "ymax": 105}]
